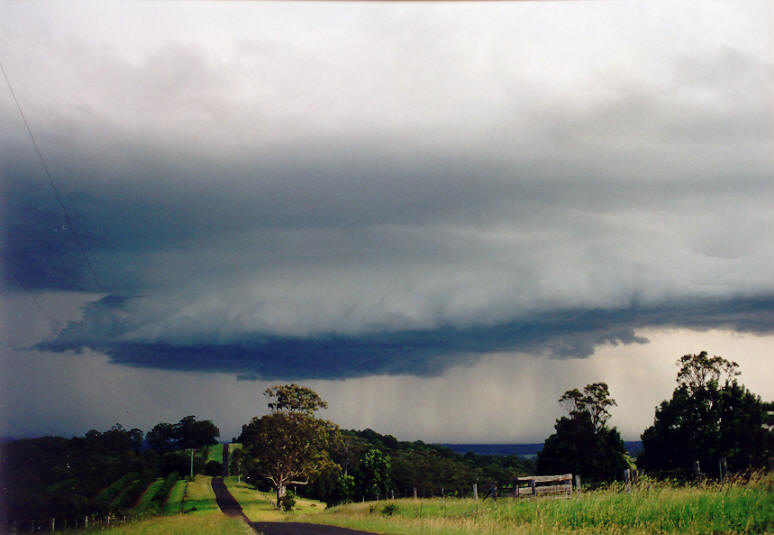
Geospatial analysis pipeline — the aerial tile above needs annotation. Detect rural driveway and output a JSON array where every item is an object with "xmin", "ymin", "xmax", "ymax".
[{"xmin": 211, "ymin": 477, "xmax": 380, "ymax": 535}]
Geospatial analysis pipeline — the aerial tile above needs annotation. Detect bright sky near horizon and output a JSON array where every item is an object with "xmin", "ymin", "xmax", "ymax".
[{"xmin": 1, "ymin": 1, "xmax": 772, "ymax": 443}]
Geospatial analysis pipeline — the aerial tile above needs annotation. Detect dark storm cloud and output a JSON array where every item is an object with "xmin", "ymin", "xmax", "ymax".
[
  {"xmin": 34, "ymin": 294, "xmax": 774, "ymax": 380},
  {"xmin": 3, "ymin": 3, "xmax": 772, "ymax": 382}
]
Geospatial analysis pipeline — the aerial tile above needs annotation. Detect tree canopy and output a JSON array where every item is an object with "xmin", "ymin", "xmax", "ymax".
[
  {"xmin": 145, "ymin": 415, "xmax": 219, "ymax": 454},
  {"xmin": 537, "ymin": 382, "xmax": 628, "ymax": 482},
  {"xmin": 240, "ymin": 384, "xmax": 340, "ymax": 506},
  {"xmin": 265, "ymin": 383, "xmax": 328, "ymax": 414},
  {"xmin": 639, "ymin": 352, "xmax": 773, "ymax": 474}
]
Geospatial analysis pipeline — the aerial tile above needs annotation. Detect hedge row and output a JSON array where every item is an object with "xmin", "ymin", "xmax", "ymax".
[
  {"xmin": 114, "ymin": 470, "xmax": 157, "ymax": 512},
  {"xmin": 93, "ymin": 473, "xmax": 138, "ymax": 513},
  {"xmin": 151, "ymin": 471, "xmax": 180, "ymax": 507}
]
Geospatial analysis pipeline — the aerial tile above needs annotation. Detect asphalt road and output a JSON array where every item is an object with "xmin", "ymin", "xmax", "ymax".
[{"xmin": 211, "ymin": 477, "xmax": 380, "ymax": 535}]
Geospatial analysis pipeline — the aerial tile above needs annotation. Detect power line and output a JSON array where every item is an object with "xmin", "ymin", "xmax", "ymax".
[{"xmin": 1, "ymin": 61, "xmax": 103, "ymax": 292}]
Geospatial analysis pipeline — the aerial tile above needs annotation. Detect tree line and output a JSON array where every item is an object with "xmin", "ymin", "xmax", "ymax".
[
  {"xmin": 537, "ymin": 352, "xmax": 772, "ymax": 482},
  {"xmin": 238, "ymin": 353, "xmax": 772, "ymax": 506},
  {"xmin": 235, "ymin": 386, "xmax": 534, "ymax": 505}
]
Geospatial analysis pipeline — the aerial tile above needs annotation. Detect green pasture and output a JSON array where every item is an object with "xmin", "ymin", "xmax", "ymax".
[
  {"xmin": 56, "ymin": 511, "xmax": 250, "ymax": 535},
  {"xmin": 302, "ymin": 474, "xmax": 773, "ymax": 535},
  {"xmin": 162, "ymin": 480, "xmax": 186, "ymax": 515},
  {"xmin": 133, "ymin": 479, "xmax": 164, "ymax": 514},
  {"xmin": 204, "ymin": 443, "xmax": 224, "ymax": 463},
  {"xmin": 180, "ymin": 475, "xmax": 219, "ymax": 515},
  {"xmin": 223, "ymin": 477, "xmax": 325, "ymax": 522}
]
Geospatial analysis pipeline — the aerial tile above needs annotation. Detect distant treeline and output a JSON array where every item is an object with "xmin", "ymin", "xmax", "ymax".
[
  {"xmin": 241, "ymin": 427, "xmax": 536, "ymax": 504},
  {"xmin": 441, "ymin": 441, "xmax": 643, "ymax": 458}
]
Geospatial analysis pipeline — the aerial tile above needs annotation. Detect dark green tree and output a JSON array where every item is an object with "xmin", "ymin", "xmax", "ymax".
[
  {"xmin": 537, "ymin": 383, "xmax": 628, "ymax": 482},
  {"xmin": 240, "ymin": 384, "xmax": 341, "ymax": 506},
  {"xmin": 357, "ymin": 448, "xmax": 391, "ymax": 500},
  {"xmin": 639, "ymin": 352, "xmax": 773, "ymax": 474},
  {"xmin": 146, "ymin": 422, "xmax": 177, "ymax": 453},
  {"xmin": 174, "ymin": 415, "xmax": 219, "ymax": 450}
]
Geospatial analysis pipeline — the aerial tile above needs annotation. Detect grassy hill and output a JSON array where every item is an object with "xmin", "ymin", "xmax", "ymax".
[{"xmin": 298, "ymin": 473, "xmax": 773, "ymax": 535}]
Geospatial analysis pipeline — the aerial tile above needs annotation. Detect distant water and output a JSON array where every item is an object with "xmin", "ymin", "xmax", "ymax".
[{"xmin": 441, "ymin": 441, "xmax": 643, "ymax": 459}]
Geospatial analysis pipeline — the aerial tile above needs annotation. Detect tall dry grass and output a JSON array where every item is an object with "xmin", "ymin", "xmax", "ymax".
[{"xmin": 303, "ymin": 473, "xmax": 773, "ymax": 535}]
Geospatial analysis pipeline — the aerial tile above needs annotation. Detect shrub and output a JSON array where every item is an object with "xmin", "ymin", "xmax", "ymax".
[{"xmin": 280, "ymin": 491, "xmax": 296, "ymax": 511}]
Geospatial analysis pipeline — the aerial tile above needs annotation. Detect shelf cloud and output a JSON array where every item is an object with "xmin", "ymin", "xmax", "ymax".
[{"xmin": 1, "ymin": 1, "xmax": 772, "ymax": 438}]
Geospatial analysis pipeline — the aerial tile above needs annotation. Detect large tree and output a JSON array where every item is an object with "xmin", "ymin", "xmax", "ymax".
[
  {"xmin": 537, "ymin": 382, "xmax": 628, "ymax": 482},
  {"xmin": 639, "ymin": 352, "xmax": 773, "ymax": 474},
  {"xmin": 239, "ymin": 384, "xmax": 340, "ymax": 506}
]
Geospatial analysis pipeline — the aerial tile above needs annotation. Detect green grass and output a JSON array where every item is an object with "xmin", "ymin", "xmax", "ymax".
[
  {"xmin": 204, "ymin": 443, "xmax": 224, "ymax": 463},
  {"xmin": 58, "ymin": 510, "xmax": 252, "ymax": 535},
  {"xmin": 300, "ymin": 474, "xmax": 774, "ymax": 535},
  {"xmin": 180, "ymin": 475, "xmax": 219, "ymax": 515},
  {"xmin": 162, "ymin": 480, "xmax": 187, "ymax": 515},
  {"xmin": 133, "ymin": 479, "xmax": 164, "ymax": 514},
  {"xmin": 223, "ymin": 477, "xmax": 325, "ymax": 522}
]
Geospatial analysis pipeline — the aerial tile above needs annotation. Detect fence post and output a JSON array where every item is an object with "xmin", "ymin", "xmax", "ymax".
[
  {"xmin": 624, "ymin": 469, "xmax": 631, "ymax": 493},
  {"xmin": 719, "ymin": 458, "xmax": 727, "ymax": 483},
  {"xmin": 50, "ymin": 518, "xmax": 55, "ymax": 533},
  {"xmin": 574, "ymin": 474, "xmax": 581, "ymax": 495},
  {"xmin": 530, "ymin": 479, "xmax": 536, "ymax": 498},
  {"xmin": 413, "ymin": 486, "xmax": 417, "ymax": 500},
  {"xmin": 513, "ymin": 478, "xmax": 519, "ymax": 498},
  {"xmin": 473, "ymin": 483, "xmax": 478, "ymax": 500},
  {"xmin": 693, "ymin": 461, "xmax": 702, "ymax": 481}
]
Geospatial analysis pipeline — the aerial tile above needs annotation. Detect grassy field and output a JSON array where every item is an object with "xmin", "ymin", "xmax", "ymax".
[
  {"xmin": 56, "ymin": 508, "xmax": 252, "ymax": 535},
  {"xmin": 162, "ymin": 479, "xmax": 187, "ymax": 515},
  {"xmin": 301, "ymin": 474, "xmax": 773, "ymax": 535},
  {"xmin": 204, "ymin": 443, "xmax": 224, "ymax": 464},
  {"xmin": 133, "ymin": 479, "xmax": 164, "ymax": 514},
  {"xmin": 223, "ymin": 477, "xmax": 325, "ymax": 522},
  {"xmin": 54, "ymin": 476, "xmax": 247, "ymax": 535},
  {"xmin": 180, "ymin": 475, "xmax": 219, "ymax": 515}
]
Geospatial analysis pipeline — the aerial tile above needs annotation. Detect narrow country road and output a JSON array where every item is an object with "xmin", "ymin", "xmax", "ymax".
[{"xmin": 211, "ymin": 477, "xmax": 380, "ymax": 535}]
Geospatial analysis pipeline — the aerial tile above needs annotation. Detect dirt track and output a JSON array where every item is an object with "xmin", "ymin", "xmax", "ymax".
[{"xmin": 211, "ymin": 477, "xmax": 379, "ymax": 535}]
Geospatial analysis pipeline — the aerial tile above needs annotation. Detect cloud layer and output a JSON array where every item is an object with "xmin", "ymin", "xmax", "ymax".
[{"xmin": 2, "ymin": 2, "xmax": 773, "ymax": 381}]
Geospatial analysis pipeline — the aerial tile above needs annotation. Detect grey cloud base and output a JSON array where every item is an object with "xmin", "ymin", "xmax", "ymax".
[
  {"xmin": 3, "ymin": 3, "xmax": 773, "ymax": 387},
  {"xmin": 36, "ymin": 294, "xmax": 774, "ymax": 380}
]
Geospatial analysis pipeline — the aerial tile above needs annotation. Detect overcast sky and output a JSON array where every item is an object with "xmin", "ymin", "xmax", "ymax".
[{"xmin": 1, "ymin": 1, "xmax": 772, "ymax": 443}]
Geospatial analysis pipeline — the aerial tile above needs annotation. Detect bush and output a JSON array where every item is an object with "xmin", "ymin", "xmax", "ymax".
[
  {"xmin": 381, "ymin": 503, "xmax": 398, "ymax": 516},
  {"xmin": 280, "ymin": 491, "xmax": 296, "ymax": 511}
]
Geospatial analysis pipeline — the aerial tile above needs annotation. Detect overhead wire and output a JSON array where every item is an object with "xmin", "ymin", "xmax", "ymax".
[
  {"xmin": 1, "ymin": 60, "xmax": 102, "ymax": 292},
  {"xmin": 1, "ymin": 60, "xmax": 145, "ymax": 430}
]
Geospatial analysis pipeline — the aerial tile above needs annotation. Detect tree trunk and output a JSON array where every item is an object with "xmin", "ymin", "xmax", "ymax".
[{"xmin": 276, "ymin": 483, "xmax": 286, "ymax": 507}]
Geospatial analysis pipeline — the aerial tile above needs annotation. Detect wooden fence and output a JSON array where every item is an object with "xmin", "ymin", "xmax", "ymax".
[{"xmin": 513, "ymin": 473, "xmax": 575, "ymax": 498}]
